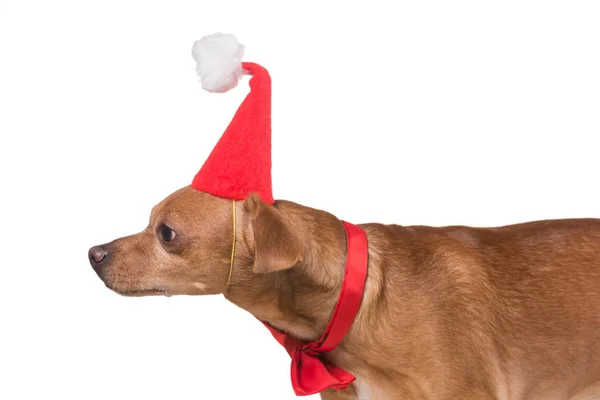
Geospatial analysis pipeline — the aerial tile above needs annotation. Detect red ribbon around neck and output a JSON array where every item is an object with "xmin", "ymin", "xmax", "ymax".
[{"xmin": 262, "ymin": 221, "xmax": 369, "ymax": 396}]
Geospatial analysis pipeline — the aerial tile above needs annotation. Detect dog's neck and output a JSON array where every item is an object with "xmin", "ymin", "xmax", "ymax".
[{"xmin": 224, "ymin": 200, "xmax": 349, "ymax": 342}]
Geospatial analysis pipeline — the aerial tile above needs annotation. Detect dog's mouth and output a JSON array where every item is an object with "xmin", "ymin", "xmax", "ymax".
[
  {"xmin": 105, "ymin": 284, "xmax": 169, "ymax": 297},
  {"xmin": 120, "ymin": 289, "xmax": 169, "ymax": 297}
]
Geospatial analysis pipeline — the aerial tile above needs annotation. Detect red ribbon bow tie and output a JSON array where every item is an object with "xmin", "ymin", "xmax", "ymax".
[{"xmin": 263, "ymin": 221, "xmax": 369, "ymax": 396}]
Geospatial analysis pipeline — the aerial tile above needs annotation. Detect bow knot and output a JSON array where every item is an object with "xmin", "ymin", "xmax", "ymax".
[{"xmin": 289, "ymin": 346, "xmax": 356, "ymax": 395}]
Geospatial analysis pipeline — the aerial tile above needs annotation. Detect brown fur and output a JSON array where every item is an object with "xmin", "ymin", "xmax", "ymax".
[{"xmin": 90, "ymin": 186, "xmax": 600, "ymax": 399}]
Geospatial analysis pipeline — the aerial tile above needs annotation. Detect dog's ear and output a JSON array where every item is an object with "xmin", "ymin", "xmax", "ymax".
[{"xmin": 244, "ymin": 193, "xmax": 302, "ymax": 274}]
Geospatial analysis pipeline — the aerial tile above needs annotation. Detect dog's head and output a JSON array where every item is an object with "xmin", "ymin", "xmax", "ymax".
[{"xmin": 88, "ymin": 186, "xmax": 302, "ymax": 297}]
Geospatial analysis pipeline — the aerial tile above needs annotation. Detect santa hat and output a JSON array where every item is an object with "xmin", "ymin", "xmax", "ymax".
[{"xmin": 190, "ymin": 33, "xmax": 274, "ymax": 204}]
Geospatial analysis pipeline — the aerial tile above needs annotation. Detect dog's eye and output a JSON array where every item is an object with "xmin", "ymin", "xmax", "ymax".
[{"xmin": 159, "ymin": 225, "xmax": 176, "ymax": 242}]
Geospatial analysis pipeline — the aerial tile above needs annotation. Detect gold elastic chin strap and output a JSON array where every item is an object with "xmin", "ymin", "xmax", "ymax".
[{"xmin": 226, "ymin": 199, "xmax": 236, "ymax": 289}]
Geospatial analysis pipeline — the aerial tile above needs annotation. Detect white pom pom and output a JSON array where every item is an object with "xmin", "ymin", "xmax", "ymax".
[{"xmin": 191, "ymin": 33, "xmax": 245, "ymax": 93}]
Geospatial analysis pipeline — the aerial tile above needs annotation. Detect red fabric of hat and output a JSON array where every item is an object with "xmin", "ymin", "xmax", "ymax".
[{"xmin": 190, "ymin": 34, "xmax": 274, "ymax": 204}]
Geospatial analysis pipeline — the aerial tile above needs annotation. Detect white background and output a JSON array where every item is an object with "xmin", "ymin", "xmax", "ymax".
[{"xmin": 1, "ymin": 1, "xmax": 599, "ymax": 399}]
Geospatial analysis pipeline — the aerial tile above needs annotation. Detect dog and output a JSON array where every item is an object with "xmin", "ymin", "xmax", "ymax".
[{"xmin": 89, "ymin": 186, "xmax": 600, "ymax": 400}]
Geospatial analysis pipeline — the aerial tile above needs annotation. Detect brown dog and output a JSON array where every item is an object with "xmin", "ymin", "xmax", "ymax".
[{"xmin": 89, "ymin": 186, "xmax": 600, "ymax": 399}]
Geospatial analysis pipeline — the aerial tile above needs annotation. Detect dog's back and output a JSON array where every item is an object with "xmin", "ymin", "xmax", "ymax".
[{"xmin": 353, "ymin": 218, "xmax": 600, "ymax": 399}]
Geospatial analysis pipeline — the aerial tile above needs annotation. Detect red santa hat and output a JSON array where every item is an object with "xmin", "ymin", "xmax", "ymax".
[{"xmin": 190, "ymin": 33, "xmax": 274, "ymax": 204}]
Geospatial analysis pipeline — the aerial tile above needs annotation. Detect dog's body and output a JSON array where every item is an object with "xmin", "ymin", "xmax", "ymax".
[{"xmin": 89, "ymin": 187, "xmax": 600, "ymax": 399}]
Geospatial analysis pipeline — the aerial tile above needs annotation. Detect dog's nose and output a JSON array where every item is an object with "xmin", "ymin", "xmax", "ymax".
[{"xmin": 88, "ymin": 245, "xmax": 108, "ymax": 266}]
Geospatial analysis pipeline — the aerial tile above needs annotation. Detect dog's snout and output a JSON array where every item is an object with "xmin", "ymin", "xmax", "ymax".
[{"xmin": 88, "ymin": 245, "xmax": 108, "ymax": 266}]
